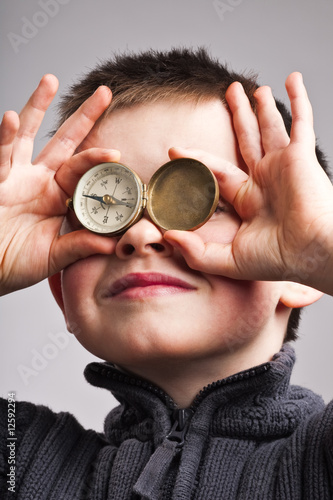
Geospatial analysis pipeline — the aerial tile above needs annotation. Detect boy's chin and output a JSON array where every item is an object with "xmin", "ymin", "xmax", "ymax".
[{"xmin": 74, "ymin": 327, "xmax": 258, "ymax": 369}]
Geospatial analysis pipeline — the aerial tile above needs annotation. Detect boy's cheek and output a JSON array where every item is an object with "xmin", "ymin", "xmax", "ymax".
[
  {"xmin": 61, "ymin": 256, "xmax": 104, "ymax": 310},
  {"xmin": 61, "ymin": 265, "xmax": 101, "ymax": 339}
]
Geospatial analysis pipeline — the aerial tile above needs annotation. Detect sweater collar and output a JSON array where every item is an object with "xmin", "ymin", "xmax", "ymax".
[{"xmin": 84, "ymin": 344, "xmax": 324, "ymax": 442}]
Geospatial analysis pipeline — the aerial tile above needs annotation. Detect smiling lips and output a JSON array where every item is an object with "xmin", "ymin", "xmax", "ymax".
[{"xmin": 106, "ymin": 272, "xmax": 196, "ymax": 299}]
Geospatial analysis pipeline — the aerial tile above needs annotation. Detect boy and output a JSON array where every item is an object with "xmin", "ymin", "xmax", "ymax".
[{"xmin": 0, "ymin": 48, "xmax": 332, "ymax": 499}]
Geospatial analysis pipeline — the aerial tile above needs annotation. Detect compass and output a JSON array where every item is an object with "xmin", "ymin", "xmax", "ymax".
[{"xmin": 67, "ymin": 158, "xmax": 219, "ymax": 236}]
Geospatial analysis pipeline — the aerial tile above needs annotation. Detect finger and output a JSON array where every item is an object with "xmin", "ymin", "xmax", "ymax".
[
  {"xmin": 36, "ymin": 86, "xmax": 112, "ymax": 171},
  {"xmin": 164, "ymin": 230, "xmax": 239, "ymax": 277},
  {"xmin": 12, "ymin": 74, "xmax": 59, "ymax": 165},
  {"xmin": 285, "ymin": 72, "xmax": 315, "ymax": 147},
  {"xmin": 253, "ymin": 86, "xmax": 290, "ymax": 153},
  {"xmin": 0, "ymin": 111, "xmax": 20, "ymax": 182},
  {"xmin": 169, "ymin": 146, "xmax": 248, "ymax": 206},
  {"xmin": 225, "ymin": 82, "xmax": 263, "ymax": 169},
  {"xmin": 50, "ymin": 229, "xmax": 117, "ymax": 275},
  {"xmin": 55, "ymin": 148, "xmax": 121, "ymax": 196}
]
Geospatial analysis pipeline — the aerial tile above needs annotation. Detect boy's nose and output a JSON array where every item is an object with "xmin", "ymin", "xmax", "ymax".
[{"xmin": 114, "ymin": 217, "xmax": 174, "ymax": 259}]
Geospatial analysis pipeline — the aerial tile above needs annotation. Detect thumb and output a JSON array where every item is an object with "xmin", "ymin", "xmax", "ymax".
[
  {"xmin": 50, "ymin": 230, "xmax": 116, "ymax": 274},
  {"xmin": 164, "ymin": 230, "xmax": 238, "ymax": 277}
]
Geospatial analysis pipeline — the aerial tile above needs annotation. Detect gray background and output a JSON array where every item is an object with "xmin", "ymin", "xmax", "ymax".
[{"xmin": 0, "ymin": 0, "xmax": 332, "ymax": 431}]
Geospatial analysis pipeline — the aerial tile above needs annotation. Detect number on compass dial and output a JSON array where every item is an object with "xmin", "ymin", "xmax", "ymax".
[{"xmin": 73, "ymin": 163, "xmax": 142, "ymax": 234}]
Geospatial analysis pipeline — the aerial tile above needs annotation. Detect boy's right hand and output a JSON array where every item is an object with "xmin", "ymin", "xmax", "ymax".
[{"xmin": 0, "ymin": 75, "xmax": 119, "ymax": 296}]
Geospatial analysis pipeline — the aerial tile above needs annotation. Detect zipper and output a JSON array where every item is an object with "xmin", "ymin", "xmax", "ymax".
[{"xmin": 166, "ymin": 408, "xmax": 193, "ymax": 448}]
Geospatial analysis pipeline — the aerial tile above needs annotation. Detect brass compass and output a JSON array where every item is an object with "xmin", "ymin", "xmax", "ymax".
[{"xmin": 67, "ymin": 158, "xmax": 219, "ymax": 236}]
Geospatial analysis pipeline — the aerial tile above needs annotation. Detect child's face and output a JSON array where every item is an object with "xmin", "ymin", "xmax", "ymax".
[{"xmin": 60, "ymin": 99, "xmax": 287, "ymax": 371}]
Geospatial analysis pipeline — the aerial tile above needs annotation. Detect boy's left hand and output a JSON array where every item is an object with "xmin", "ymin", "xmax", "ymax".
[{"xmin": 165, "ymin": 73, "xmax": 333, "ymax": 295}]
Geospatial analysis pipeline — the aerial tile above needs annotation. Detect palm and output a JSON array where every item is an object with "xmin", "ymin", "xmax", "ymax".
[
  {"xmin": 0, "ymin": 164, "xmax": 66, "ymax": 291},
  {"xmin": 233, "ymin": 139, "xmax": 331, "ymax": 281}
]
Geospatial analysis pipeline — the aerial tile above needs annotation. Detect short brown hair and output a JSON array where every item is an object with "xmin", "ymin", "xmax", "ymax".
[
  {"xmin": 55, "ymin": 47, "xmax": 331, "ymax": 342},
  {"xmin": 55, "ymin": 47, "xmax": 259, "ymax": 125}
]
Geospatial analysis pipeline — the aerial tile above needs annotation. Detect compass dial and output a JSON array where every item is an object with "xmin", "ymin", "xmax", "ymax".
[{"xmin": 72, "ymin": 163, "xmax": 143, "ymax": 235}]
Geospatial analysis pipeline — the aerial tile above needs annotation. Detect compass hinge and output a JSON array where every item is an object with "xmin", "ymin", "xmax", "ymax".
[{"xmin": 142, "ymin": 184, "xmax": 147, "ymax": 209}]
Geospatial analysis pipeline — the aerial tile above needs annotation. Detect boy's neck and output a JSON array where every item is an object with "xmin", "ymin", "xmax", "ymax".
[{"xmin": 120, "ymin": 335, "xmax": 284, "ymax": 408}]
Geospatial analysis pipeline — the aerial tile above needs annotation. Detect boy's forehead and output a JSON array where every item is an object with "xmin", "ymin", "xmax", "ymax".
[{"xmin": 80, "ymin": 98, "xmax": 239, "ymax": 182}]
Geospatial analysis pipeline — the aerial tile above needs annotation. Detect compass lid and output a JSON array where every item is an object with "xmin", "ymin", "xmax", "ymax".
[{"xmin": 147, "ymin": 158, "xmax": 219, "ymax": 231}]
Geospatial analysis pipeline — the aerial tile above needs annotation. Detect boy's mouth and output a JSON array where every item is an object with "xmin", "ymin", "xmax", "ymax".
[{"xmin": 104, "ymin": 272, "xmax": 196, "ymax": 299}]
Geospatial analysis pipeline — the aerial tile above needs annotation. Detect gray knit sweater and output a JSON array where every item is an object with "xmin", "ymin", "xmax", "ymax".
[{"xmin": 1, "ymin": 344, "xmax": 333, "ymax": 499}]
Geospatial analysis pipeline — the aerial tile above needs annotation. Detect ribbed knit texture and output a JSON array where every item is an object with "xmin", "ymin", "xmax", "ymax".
[{"xmin": 1, "ymin": 344, "xmax": 333, "ymax": 499}]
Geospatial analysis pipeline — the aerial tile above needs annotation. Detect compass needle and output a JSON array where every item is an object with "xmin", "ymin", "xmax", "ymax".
[{"xmin": 83, "ymin": 194, "xmax": 106, "ymax": 204}]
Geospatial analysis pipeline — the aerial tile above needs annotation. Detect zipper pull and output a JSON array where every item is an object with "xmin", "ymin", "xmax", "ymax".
[
  {"xmin": 133, "ymin": 409, "xmax": 193, "ymax": 499},
  {"xmin": 166, "ymin": 409, "xmax": 193, "ymax": 448}
]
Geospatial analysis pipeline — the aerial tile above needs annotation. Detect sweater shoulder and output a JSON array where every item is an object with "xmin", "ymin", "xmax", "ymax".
[
  {"xmin": 289, "ymin": 385, "xmax": 333, "ymax": 440},
  {"xmin": 288, "ymin": 384, "xmax": 326, "ymax": 406},
  {"xmin": 0, "ymin": 396, "xmax": 91, "ymax": 444},
  {"xmin": 0, "ymin": 397, "xmax": 107, "ymax": 498}
]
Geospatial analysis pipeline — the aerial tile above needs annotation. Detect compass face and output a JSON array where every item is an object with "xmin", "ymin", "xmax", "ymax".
[{"xmin": 72, "ymin": 163, "xmax": 143, "ymax": 235}]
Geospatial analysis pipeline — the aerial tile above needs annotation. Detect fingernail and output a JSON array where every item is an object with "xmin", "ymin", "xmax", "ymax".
[
  {"xmin": 236, "ymin": 82, "xmax": 245, "ymax": 93},
  {"xmin": 171, "ymin": 146, "xmax": 191, "ymax": 152},
  {"xmin": 165, "ymin": 238, "xmax": 182, "ymax": 249},
  {"xmin": 102, "ymin": 149, "xmax": 120, "ymax": 156}
]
